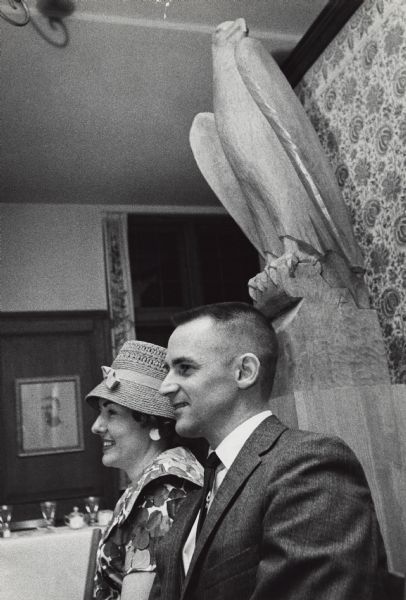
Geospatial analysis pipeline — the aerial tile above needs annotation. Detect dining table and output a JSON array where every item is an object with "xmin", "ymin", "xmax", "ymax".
[{"xmin": 0, "ymin": 524, "xmax": 101, "ymax": 600}]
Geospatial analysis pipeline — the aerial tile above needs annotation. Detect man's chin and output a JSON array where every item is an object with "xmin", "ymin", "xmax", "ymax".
[{"xmin": 175, "ymin": 419, "xmax": 199, "ymax": 439}]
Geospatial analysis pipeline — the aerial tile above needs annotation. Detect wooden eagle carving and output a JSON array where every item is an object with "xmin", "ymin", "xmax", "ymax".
[{"xmin": 190, "ymin": 18, "xmax": 368, "ymax": 315}]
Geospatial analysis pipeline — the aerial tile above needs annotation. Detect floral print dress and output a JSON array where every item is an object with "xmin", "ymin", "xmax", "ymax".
[{"xmin": 94, "ymin": 446, "xmax": 203, "ymax": 600}]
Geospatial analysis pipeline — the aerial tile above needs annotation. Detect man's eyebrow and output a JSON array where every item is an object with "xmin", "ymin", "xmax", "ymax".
[
  {"xmin": 172, "ymin": 357, "xmax": 198, "ymax": 367},
  {"xmin": 164, "ymin": 357, "xmax": 198, "ymax": 370}
]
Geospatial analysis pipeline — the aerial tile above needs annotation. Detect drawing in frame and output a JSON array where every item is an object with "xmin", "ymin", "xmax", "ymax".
[{"xmin": 15, "ymin": 375, "xmax": 84, "ymax": 457}]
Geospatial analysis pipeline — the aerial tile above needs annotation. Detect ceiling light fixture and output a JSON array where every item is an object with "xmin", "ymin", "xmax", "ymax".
[
  {"xmin": 0, "ymin": 0, "xmax": 76, "ymax": 46},
  {"xmin": 0, "ymin": 0, "xmax": 175, "ymax": 26},
  {"xmin": 0, "ymin": 0, "xmax": 30, "ymax": 26}
]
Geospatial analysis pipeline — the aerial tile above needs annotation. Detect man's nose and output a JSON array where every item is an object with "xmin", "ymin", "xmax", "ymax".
[
  {"xmin": 159, "ymin": 373, "xmax": 179, "ymax": 396},
  {"xmin": 91, "ymin": 414, "xmax": 106, "ymax": 435}
]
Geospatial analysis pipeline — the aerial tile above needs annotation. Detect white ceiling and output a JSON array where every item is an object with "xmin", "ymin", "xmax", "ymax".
[{"xmin": 0, "ymin": 0, "xmax": 328, "ymax": 207}]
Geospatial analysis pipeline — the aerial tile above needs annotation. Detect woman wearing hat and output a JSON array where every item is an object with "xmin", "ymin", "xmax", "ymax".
[{"xmin": 86, "ymin": 340, "xmax": 203, "ymax": 600}]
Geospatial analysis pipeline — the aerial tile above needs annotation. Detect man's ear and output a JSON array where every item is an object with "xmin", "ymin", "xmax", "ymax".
[{"xmin": 235, "ymin": 353, "xmax": 260, "ymax": 389}]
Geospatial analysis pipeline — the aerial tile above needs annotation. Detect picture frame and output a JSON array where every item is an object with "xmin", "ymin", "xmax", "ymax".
[{"xmin": 15, "ymin": 375, "xmax": 84, "ymax": 456}]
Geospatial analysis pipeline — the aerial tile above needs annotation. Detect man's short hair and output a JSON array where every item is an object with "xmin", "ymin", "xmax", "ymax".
[{"xmin": 172, "ymin": 302, "xmax": 278, "ymax": 396}]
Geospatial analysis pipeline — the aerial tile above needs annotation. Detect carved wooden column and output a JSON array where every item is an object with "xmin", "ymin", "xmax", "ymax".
[{"xmin": 251, "ymin": 261, "xmax": 406, "ymax": 576}]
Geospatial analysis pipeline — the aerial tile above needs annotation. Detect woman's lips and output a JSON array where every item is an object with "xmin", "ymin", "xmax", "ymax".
[{"xmin": 102, "ymin": 440, "xmax": 115, "ymax": 451}]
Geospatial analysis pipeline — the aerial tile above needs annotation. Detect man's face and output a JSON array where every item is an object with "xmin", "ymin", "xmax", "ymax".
[{"xmin": 160, "ymin": 316, "xmax": 238, "ymax": 447}]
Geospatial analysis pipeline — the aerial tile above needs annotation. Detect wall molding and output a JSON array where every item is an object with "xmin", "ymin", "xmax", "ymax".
[{"xmin": 282, "ymin": 0, "xmax": 364, "ymax": 87}]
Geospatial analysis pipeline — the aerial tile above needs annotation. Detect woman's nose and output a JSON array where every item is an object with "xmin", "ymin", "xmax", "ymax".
[{"xmin": 91, "ymin": 414, "xmax": 106, "ymax": 435}]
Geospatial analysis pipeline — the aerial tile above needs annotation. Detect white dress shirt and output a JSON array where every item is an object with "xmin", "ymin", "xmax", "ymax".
[{"xmin": 182, "ymin": 410, "xmax": 272, "ymax": 573}]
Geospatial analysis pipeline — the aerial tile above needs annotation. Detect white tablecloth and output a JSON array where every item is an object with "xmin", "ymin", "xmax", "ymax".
[{"xmin": 0, "ymin": 526, "xmax": 99, "ymax": 600}]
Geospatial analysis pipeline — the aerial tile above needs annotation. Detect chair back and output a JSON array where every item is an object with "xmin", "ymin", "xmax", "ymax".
[{"xmin": 83, "ymin": 527, "xmax": 102, "ymax": 600}]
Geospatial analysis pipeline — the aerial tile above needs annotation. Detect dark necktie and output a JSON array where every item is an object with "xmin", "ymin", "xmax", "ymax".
[{"xmin": 196, "ymin": 452, "xmax": 221, "ymax": 538}]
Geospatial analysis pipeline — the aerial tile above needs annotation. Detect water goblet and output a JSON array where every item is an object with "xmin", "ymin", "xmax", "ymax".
[
  {"xmin": 40, "ymin": 500, "xmax": 57, "ymax": 527},
  {"xmin": 0, "ymin": 505, "xmax": 13, "ymax": 538},
  {"xmin": 84, "ymin": 496, "xmax": 100, "ymax": 525}
]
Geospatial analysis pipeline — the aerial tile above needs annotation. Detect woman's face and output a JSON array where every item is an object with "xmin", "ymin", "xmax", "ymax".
[{"xmin": 91, "ymin": 399, "xmax": 151, "ymax": 474}]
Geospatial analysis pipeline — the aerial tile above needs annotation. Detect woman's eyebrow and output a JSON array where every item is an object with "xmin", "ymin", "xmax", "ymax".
[{"xmin": 101, "ymin": 400, "xmax": 114, "ymax": 407}]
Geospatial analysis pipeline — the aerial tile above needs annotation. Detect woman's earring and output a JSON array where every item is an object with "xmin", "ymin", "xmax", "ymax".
[{"xmin": 149, "ymin": 428, "xmax": 161, "ymax": 441}]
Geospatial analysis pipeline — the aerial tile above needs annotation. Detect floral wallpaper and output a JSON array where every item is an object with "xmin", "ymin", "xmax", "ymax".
[{"xmin": 297, "ymin": 0, "xmax": 406, "ymax": 383}]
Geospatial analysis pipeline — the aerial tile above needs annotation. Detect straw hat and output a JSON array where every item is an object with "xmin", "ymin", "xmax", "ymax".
[{"xmin": 86, "ymin": 340, "xmax": 174, "ymax": 419}]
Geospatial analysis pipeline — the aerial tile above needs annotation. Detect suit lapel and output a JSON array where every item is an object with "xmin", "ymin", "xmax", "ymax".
[
  {"xmin": 156, "ymin": 488, "xmax": 198, "ymax": 600},
  {"xmin": 181, "ymin": 415, "xmax": 287, "ymax": 599}
]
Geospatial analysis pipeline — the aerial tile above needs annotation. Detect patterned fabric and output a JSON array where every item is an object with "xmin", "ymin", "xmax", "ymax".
[
  {"xmin": 94, "ymin": 447, "xmax": 203, "ymax": 600},
  {"xmin": 102, "ymin": 213, "xmax": 136, "ymax": 359},
  {"xmin": 296, "ymin": 0, "xmax": 406, "ymax": 383}
]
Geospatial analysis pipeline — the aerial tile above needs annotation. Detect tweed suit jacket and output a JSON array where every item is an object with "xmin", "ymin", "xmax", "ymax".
[{"xmin": 150, "ymin": 415, "xmax": 389, "ymax": 600}]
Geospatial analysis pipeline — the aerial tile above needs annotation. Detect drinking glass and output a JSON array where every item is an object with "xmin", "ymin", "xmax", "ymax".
[
  {"xmin": 0, "ymin": 505, "xmax": 13, "ymax": 538},
  {"xmin": 84, "ymin": 496, "xmax": 100, "ymax": 525},
  {"xmin": 40, "ymin": 500, "xmax": 57, "ymax": 527}
]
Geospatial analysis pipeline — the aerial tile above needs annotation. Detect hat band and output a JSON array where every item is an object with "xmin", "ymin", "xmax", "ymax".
[{"xmin": 101, "ymin": 366, "xmax": 163, "ymax": 391}]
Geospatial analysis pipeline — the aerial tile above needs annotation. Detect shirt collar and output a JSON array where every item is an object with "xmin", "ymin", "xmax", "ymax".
[{"xmin": 213, "ymin": 410, "xmax": 272, "ymax": 471}]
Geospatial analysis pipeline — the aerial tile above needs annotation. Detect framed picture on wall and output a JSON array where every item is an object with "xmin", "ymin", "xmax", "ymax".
[{"xmin": 15, "ymin": 375, "xmax": 84, "ymax": 456}]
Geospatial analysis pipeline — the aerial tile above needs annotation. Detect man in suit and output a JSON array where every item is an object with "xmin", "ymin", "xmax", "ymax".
[{"xmin": 151, "ymin": 301, "xmax": 389, "ymax": 600}]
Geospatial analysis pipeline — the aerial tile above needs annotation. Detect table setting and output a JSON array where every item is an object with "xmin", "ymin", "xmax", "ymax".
[{"xmin": 0, "ymin": 499, "xmax": 112, "ymax": 600}]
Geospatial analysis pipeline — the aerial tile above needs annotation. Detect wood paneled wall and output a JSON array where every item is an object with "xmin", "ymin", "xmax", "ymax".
[{"xmin": 0, "ymin": 312, "xmax": 118, "ymax": 521}]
